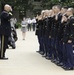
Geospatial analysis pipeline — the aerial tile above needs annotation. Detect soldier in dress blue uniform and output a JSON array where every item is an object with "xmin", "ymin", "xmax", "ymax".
[
  {"xmin": 45, "ymin": 10, "xmax": 54, "ymax": 60},
  {"xmin": 51, "ymin": 5, "xmax": 62, "ymax": 63},
  {"xmin": 57, "ymin": 7, "xmax": 68, "ymax": 66},
  {"xmin": 55, "ymin": 7, "xmax": 68, "ymax": 66},
  {"xmin": 42, "ymin": 10, "xmax": 50, "ymax": 57},
  {"xmin": 36, "ymin": 13, "xmax": 45, "ymax": 55},
  {"xmin": 0, "ymin": 4, "xmax": 12, "ymax": 59},
  {"xmin": 62, "ymin": 8, "xmax": 74, "ymax": 70}
]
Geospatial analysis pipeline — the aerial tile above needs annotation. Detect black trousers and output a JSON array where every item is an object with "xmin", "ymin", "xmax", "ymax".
[
  {"xmin": 28, "ymin": 24, "xmax": 31, "ymax": 31},
  {"xmin": 37, "ymin": 35, "xmax": 45, "ymax": 52},
  {"xmin": 33, "ymin": 23, "xmax": 36, "ymax": 31},
  {"xmin": 0, "ymin": 35, "xmax": 9, "ymax": 58}
]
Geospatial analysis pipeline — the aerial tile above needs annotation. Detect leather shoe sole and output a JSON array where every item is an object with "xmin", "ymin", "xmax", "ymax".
[{"xmin": 0, "ymin": 57, "xmax": 8, "ymax": 60}]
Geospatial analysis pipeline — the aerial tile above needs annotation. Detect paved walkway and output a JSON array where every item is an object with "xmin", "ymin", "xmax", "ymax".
[{"xmin": 0, "ymin": 29, "xmax": 74, "ymax": 75}]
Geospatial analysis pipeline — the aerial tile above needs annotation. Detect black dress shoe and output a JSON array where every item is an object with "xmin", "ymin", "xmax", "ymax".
[
  {"xmin": 0, "ymin": 57, "xmax": 8, "ymax": 60},
  {"xmin": 40, "ymin": 52, "xmax": 44, "ymax": 55},
  {"xmin": 61, "ymin": 65, "xmax": 66, "ymax": 68},
  {"xmin": 63, "ymin": 67, "xmax": 73, "ymax": 70},
  {"xmin": 46, "ymin": 56, "xmax": 51, "ymax": 60},
  {"xmin": 42, "ymin": 54, "xmax": 47, "ymax": 57},
  {"xmin": 57, "ymin": 63, "xmax": 63, "ymax": 66},
  {"xmin": 51, "ymin": 59, "xmax": 57, "ymax": 63},
  {"xmin": 55, "ymin": 61, "xmax": 59, "ymax": 64},
  {"xmin": 36, "ymin": 51, "xmax": 40, "ymax": 53}
]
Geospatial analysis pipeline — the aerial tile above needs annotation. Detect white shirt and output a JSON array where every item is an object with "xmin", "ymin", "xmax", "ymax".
[
  {"xmin": 21, "ymin": 20, "xmax": 27, "ymax": 27},
  {"xmin": 27, "ymin": 19, "xmax": 32, "ymax": 24},
  {"xmin": 31, "ymin": 18, "xmax": 36, "ymax": 23}
]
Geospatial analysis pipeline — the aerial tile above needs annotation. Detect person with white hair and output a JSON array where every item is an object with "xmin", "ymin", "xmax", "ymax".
[{"xmin": 0, "ymin": 4, "xmax": 12, "ymax": 59}]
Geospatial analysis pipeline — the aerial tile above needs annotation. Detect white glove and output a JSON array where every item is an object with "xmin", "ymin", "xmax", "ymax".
[{"xmin": 9, "ymin": 12, "xmax": 12, "ymax": 16}]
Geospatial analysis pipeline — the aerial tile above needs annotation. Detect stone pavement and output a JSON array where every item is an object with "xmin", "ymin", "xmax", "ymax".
[{"xmin": 0, "ymin": 29, "xmax": 74, "ymax": 75}]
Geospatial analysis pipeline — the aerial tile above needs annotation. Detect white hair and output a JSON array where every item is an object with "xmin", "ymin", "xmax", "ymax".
[{"xmin": 4, "ymin": 4, "xmax": 10, "ymax": 8}]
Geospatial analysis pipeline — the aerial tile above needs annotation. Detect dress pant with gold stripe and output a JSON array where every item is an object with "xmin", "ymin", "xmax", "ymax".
[{"xmin": 0, "ymin": 35, "xmax": 9, "ymax": 58}]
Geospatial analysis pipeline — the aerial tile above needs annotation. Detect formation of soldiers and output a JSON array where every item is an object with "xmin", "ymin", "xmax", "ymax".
[{"xmin": 35, "ymin": 5, "xmax": 74, "ymax": 70}]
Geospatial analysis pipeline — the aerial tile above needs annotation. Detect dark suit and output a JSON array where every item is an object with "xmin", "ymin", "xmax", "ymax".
[{"xmin": 0, "ymin": 10, "xmax": 12, "ymax": 58}]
